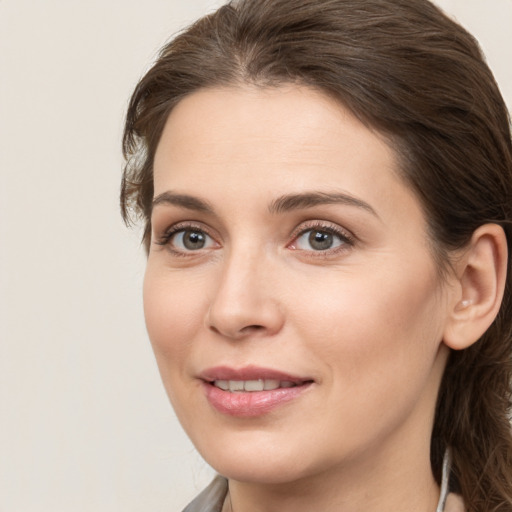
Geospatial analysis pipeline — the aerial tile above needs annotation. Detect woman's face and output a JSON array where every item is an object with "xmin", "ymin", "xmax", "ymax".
[{"xmin": 145, "ymin": 85, "xmax": 454, "ymax": 485}]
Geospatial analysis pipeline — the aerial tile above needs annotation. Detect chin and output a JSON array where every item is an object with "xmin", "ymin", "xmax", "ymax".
[
  {"xmin": 189, "ymin": 427, "xmax": 327, "ymax": 485},
  {"xmin": 210, "ymin": 456, "xmax": 312, "ymax": 485}
]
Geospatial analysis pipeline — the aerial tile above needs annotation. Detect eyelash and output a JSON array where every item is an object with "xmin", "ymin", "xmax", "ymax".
[
  {"xmin": 154, "ymin": 222, "xmax": 217, "ymax": 257},
  {"xmin": 288, "ymin": 221, "xmax": 355, "ymax": 256},
  {"xmin": 154, "ymin": 220, "xmax": 355, "ymax": 257}
]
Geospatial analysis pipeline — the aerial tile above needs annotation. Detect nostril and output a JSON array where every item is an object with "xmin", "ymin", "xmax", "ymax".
[
  {"xmin": 240, "ymin": 325, "xmax": 265, "ymax": 333},
  {"xmin": 208, "ymin": 323, "xmax": 265, "ymax": 339}
]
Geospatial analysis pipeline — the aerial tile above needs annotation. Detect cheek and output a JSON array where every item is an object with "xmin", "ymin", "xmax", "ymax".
[
  {"xmin": 289, "ymin": 261, "xmax": 445, "ymax": 383},
  {"xmin": 143, "ymin": 267, "xmax": 207, "ymax": 365},
  {"xmin": 283, "ymin": 263, "xmax": 446, "ymax": 454},
  {"xmin": 142, "ymin": 266, "xmax": 215, "ymax": 426}
]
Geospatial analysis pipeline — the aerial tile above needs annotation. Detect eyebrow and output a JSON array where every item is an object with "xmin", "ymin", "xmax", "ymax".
[
  {"xmin": 152, "ymin": 192, "xmax": 214, "ymax": 213},
  {"xmin": 152, "ymin": 190, "xmax": 378, "ymax": 217},
  {"xmin": 269, "ymin": 191, "xmax": 378, "ymax": 217}
]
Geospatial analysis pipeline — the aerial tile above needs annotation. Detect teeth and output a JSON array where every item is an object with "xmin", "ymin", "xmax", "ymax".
[
  {"xmin": 215, "ymin": 380, "xmax": 229, "ymax": 391},
  {"xmin": 213, "ymin": 379, "xmax": 297, "ymax": 392},
  {"xmin": 263, "ymin": 379, "xmax": 280, "ymax": 390},
  {"xmin": 229, "ymin": 381, "xmax": 245, "ymax": 392},
  {"xmin": 244, "ymin": 380, "xmax": 265, "ymax": 391}
]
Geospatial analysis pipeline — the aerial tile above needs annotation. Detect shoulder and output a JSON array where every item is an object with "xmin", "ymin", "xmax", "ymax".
[{"xmin": 182, "ymin": 476, "xmax": 228, "ymax": 512}]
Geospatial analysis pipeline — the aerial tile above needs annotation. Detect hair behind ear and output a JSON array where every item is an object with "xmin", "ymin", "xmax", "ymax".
[{"xmin": 432, "ymin": 226, "xmax": 512, "ymax": 506}]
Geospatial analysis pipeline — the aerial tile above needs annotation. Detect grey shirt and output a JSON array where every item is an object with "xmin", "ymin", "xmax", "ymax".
[{"xmin": 182, "ymin": 476, "xmax": 228, "ymax": 512}]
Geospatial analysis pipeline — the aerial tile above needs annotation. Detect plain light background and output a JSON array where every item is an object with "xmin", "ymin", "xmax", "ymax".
[{"xmin": 0, "ymin": 1, "xmax": 510, "ymax": 511}]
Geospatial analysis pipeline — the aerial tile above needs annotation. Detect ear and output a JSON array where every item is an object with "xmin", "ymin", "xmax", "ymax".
[{"xmin": 443, "ymin": 224, "xmax": 508, "ymax": 351}]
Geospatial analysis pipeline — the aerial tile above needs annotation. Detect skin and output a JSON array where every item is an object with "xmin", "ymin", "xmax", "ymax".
[{"xmin": 145, "ymin": 85, "xmax": 460, "ymax": 512}]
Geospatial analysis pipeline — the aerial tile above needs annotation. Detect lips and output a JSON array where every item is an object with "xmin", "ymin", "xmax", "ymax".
[
  {"xmin": 199, "ymin": 366, "xmax": 314, "ymax": 417},
  {"xmin": 213, "ymin": 379, "xmax": 296, "ymax": 392}
]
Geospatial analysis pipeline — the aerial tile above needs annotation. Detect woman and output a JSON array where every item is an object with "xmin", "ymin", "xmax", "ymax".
[{"xmin": 121, "ymin": 0, "xmax": 512, "ymax": 510}]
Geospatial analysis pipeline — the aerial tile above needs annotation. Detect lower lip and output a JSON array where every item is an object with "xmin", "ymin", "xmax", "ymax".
[{"xmin": 203, "ymin": 382, "xmax": 312, "ymax": 417}]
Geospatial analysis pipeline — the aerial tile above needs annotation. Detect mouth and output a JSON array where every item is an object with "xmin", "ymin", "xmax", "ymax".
[
  {"xmin": 211, "ymin": 378, "xmax": 306, "ymax": 392},
  {"xmin": 199, "ymin": 366, "xmax": 314, "ymax": 417}
]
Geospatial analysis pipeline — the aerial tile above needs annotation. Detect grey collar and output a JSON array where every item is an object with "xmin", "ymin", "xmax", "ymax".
[{"xmin": 436, "ymin": 448, "xmax": 452, "ymax": 512}]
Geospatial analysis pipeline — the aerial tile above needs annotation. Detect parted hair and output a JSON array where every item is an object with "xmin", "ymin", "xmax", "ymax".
[{"xmin": 121, "ymin": 0, "xmax": 512, "ymax": 509}]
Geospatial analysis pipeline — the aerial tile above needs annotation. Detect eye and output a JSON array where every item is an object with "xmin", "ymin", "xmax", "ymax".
[
  {"xmin": 155, "ymin": 224, "xmax": 218, "ymax": 254},
  {"xmin": 173, "ymin": 229, "xmax": 214, "ymax": 250},
  {"xmin": 289, "ymin": 224, "xmax": 353, "ymax": 253},
  {"xmin": 295, "ymin": 229, "xmax": 343, "ymax": 251}
]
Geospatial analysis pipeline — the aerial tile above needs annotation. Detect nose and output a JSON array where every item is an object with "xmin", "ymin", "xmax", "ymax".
[{"xmin": 206, "ymin": 250, "xmax": 284, "ymax": 340}]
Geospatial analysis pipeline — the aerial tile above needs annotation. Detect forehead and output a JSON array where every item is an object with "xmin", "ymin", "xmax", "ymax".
[
  {"xmin": 155, "ymin": 85, "xmax": 394, "ymax": 181},
  {"xmin": 153, "ymin": 85, "xmax": 423, "ymax": 226}
]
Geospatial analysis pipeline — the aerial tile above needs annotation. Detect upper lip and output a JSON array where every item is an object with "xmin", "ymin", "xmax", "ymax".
[{"xmin": 199, "ymin": 365, "xmax": 313, "ymax": 384}]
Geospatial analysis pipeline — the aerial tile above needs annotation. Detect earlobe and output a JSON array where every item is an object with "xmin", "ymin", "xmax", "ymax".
[{"xmin": 443, "ymin": 224, "xmax": 508, "ymax": 351}]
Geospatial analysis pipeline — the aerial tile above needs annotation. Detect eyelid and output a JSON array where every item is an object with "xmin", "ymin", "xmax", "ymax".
[
  {"xmin": 154, "ymin": 221, "xmax": 220, "ymax": 253},
  {"xmin": 288, "ymin": 220, "xmax": 355, "ymax": 253},
  {"xmin": 153, "ymin": 219, "xmax": 354, "ymax": 258}
]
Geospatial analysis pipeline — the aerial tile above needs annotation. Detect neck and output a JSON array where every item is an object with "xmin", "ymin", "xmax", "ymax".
[{"xmin": 224, "ymin": 441, "xmax": 439, "ymax": 512}]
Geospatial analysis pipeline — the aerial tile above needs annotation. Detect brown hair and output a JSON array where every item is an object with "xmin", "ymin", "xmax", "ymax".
[{"xmin": 121, "ymin": 0, "xmax": 512, "ymax": 509}]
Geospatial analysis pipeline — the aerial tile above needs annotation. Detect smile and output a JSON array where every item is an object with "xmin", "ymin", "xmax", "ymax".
[
  {"xmin": 200, "ymin": 366, "xmax": 314, "ymax": 417},
  {"xmin": 212, "ymin": 379, "xmax": 297, "ymax": 392}
]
